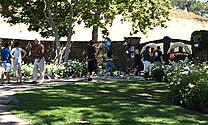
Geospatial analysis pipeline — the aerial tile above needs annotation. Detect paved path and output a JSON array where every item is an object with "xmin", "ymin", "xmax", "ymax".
[{"xmin": 0, "ymin": 76, "xmax": 143, "ymax": 125}]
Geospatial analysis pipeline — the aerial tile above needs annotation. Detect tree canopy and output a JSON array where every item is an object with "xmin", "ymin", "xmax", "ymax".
[
  {"xmin": 77, "ymin": 0, "xmax": 172, "ymax": 40},
  {"xmin": 0, "ymin": 0, "xmax": 173, "ymax": 62},
  {"xmin": 171, "ymin": 0, "xmax": 208, "ymax": 18}
]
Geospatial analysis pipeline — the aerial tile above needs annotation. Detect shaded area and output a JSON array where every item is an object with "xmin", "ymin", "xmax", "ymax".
[{"xmin": 10, "ymin": 81, "xmax": 208, "ymax": 125}]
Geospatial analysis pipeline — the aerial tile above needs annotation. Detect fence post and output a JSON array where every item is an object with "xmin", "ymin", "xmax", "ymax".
[{"xmin": 163, "ymin": 36, "xmax": 171, "ymax": 64}]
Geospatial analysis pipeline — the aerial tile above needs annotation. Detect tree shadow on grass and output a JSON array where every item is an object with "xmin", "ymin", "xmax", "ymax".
[{"xmin": 10, "ymin": 81, "xmax": 208, "ymax": 125}]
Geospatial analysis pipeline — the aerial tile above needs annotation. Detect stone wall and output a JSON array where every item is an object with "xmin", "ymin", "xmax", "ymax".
[{"xmin": 1, "ymin": 38, "xmax": 140, "ymax": 71}]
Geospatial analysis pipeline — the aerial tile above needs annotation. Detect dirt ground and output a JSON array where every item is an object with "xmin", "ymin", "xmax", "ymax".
[{"xmin": 171, "ymin": 9, "xmax": 208, "ymax": 25}]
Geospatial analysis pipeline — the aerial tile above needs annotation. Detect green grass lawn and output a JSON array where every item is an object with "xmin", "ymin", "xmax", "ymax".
[{"xmin": 10, "ymin": 81, "xmax": 208, "ymax": 125}]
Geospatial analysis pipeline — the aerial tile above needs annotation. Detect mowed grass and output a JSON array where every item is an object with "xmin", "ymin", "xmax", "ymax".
[{"xmin": 10, "ymin": 81, "xmax": 208, "ymax": 125}]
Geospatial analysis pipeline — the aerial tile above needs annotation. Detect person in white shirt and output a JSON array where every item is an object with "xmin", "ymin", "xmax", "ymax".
[{"xmin": 11, "ymin": 41, "xmax": 26, "ymax": 83}]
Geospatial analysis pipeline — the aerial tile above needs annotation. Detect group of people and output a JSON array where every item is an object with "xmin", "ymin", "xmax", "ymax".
[
  {"xmin": 87, "ymin": 37, "xmax": 113, "ymax": 81},
  {"xmin": 0, "ymin": 37, "xmax": 171, "ymax": 83},
  {"xmin": 0, "ymin": 38, "xmax": 45, "ymax": 84},
  {"xmin": 87, "ymin": 40, "xmax": 166, "ymax": 80},
  {"xmin": 0, "ymin": 37, "xmax": 114, "ymax": 83},
  {"xmin": 140, "ymin": 45, "xmax": 164, "ymax": 73}
]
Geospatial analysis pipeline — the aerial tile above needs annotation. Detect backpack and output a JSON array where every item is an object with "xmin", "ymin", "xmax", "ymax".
[
  {"xmin": 169, "ymin": 53, "xmax": 175, "ymax": 61},
  {"xmin": 154, "ymin": 52, "xmax": 158, "ymax": 57}
]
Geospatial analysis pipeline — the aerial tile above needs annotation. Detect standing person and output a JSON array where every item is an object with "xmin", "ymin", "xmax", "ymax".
[
  {"xmin": 142, "ymin": 46, "xmax": 153, "ymax": 73},
  {"xmin": 32, "ymin": 38, "xmax": 45, "ymax": 83},
  {"xmin": 0, "ymin": 42, "xmax": 12, "ymax": 84},
  {"xmin": 168, "ymin": 48, "xmax": 178, "ymax": 64},
  {"xmin": 11, "ymin": 41, "xmax": 27, "ymax": 83},
  {"xmin": 87, "ymin": 40, "xmax": 97, "ymax": 81},
  {"xmin": 134, "ymin": 45, "xmax": 141, "ymax": 76},
  {"xmin": 105, "ymin": 46, "xmax": 113, "ymax": 77},
  {"xmin": 104, "ymin": 37, "xmax": 111, "ymax": 53},
  {"xmin": 153, "ymin": 46, "xmax": 164, "ymax": 66}
]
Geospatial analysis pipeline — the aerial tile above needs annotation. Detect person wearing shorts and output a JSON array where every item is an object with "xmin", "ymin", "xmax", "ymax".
[
  {"xmin": 11, "ymin": 41, "xmax": 27, "ymax": 83},
  {"xmin": 0, "ymin": 42, "xmax": 12, "ymax": 84},
  {"xmin": 87, "ymin": 40, "xmax": 97, "ymax": 81}
]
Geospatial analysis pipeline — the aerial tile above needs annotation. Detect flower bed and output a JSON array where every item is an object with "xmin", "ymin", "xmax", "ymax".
[{"xmin": 144, "ymin": 62, "xmax": 208, "ymax": 113}]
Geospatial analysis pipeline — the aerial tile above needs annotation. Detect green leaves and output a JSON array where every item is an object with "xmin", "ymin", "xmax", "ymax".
[
  {"xmin": 1, "ymin": 0, "xmax": 172, "ymax": 38},
  {"xmin": 171, "ymin": 0, "xmax": 208, "ymax": 18},
  {"xmin": 117, "ymin": 0, "xmax": 172, "ymax": 35}
]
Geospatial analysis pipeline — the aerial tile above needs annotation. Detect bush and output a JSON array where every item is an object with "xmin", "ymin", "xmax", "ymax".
[
  {"xmin": 57, "ymin": 60, "xmax": 87, "ymax": 78},
  {"xmin": 143, "ymin": 64, "xmax": 165, "ymax": 82},
  {"xmin": 20, "ymin": 60, "xmax": 88, "ymax": 79},
  {"xmin": 166, "ymin": 62, "xmax": 208, "ymax": 113},
  {"xmin": 151, "ymin": 67, "xmax": 164, "ymax": 82}
]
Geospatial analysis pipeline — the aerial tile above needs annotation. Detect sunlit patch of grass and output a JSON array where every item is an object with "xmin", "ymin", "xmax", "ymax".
[{"xmin": 10, "ymin": 81, "xmax": 208, "ymax": 125}]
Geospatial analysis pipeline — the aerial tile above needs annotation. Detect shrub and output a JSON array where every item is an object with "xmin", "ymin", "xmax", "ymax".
[
  {"xmin": 20, "ymin": 60, "xmax": 88, "ymax": 79},
  {"xmin": 143, "ymin": 64, "xmax": 165, "ymax": 82},
  {"xmin": 57, "ymin": 60, "xmax": 87, "ymax": 78},
  {"xmin": 166, "ymin": 62, "xmax": 208, "ymax": 113},
  {"xmin": 21, "ymin": 63, "xmax": 33, "ymax": 77},
  {"xmin": 151, "ymin": 66, "xmax": 164, "ymax": 82}
]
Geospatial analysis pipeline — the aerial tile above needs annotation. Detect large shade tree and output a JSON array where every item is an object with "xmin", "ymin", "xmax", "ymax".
[
  {"xmin": 0, "ymin": 0, "xmax": 172, "ymax": 63},
  {"xmin": 78, "ymin": 0, "xmax": 172, "ymax": 41},
  {"xmin": 0, "ymin": 0, "xmax": 81, "ymax": 63}
]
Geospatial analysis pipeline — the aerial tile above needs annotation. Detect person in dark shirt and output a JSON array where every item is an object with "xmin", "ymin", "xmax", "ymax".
[
  {"xmin": 142, "ymin": 46, "xmax": 153, "ymax": 73},
  {"xmin": 87, "ymin": 40, "xmax": 97, "ymax": 81},
  {"xmin": 134, "ymin": 45, "xmax": 142, "ymax": 76},
  {"xmin": 105, "ymin": 46, "xmax": 113, "ymax": 77},
  {"xmin": 153, "ymin": 46, "xmax": 164, "ymax": 66}
]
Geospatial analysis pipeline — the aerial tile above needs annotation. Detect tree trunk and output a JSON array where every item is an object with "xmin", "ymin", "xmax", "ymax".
[
  {"xmin": 92, "ymin": 13, "xmax": 101, "ymax": 41},
  {"xmin": 64, "ymin": 2, "xmax": 73, "ymax": 62},
  {"xmin": 92, "ymin": 25, "xmax": 98, "ymax": 42},
  {"xmin": 43, "ymin": 0, "xmax": 62, "ymax": 64},
  {"xmin": 2, "ymin": 4, "xmax": 9, "ymax": 12},
  {"xmin": 55, "ymin": 34, "xmax": 62, "ymax": 64}
]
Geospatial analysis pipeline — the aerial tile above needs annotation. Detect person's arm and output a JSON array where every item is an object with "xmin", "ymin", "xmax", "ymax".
[
  {"xmin": 38, "ymin": 44, "xmax": 44, "ymax": 62},
  {"xmin": 160, "ymin": 56, "xmax": 164, "ymax": 63},
  {"xmin": 21, "ymin": 49, "xmax": 27, "ymax": 59},
  {"xmin": 93, "ymin": 46, "xmax": 97, "ymax": 56},
  {"xmin": 10, "ymin": 49, "xmax": 14, "ymax": 59}
]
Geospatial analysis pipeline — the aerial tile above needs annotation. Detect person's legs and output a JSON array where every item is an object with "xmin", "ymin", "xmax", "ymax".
[
  {"xmin": 105, "ymin": 61, "xmax": 110, "ymax": 76},
  {"xmin": 33, "ymin": 59, "xmax": 38, "ymax": 82},
  {"xmin": 1, "ymin": 63, "xmax": 6, "ymax": 83},
  {"xmin": 13, "ymin": 59, "xmax": 18, "ymax": 82},
  {"xmin": 18, "ymin": 63, "xmax": 22, "ymax": 82},
  {"xmin": 39, "ymin": 58, "xmax": 45, "ymax": 83},
  {"xmin": 15, "ymin": 71, "xmax": 19, "ymax": 83},
  {"xmin": 143, "ymin": 61, "xmax": 150, "ymax": 73},
  {"xmin": 91, "ymin": 71, "xmax": 95, "ymax": 78},
  {"xmin": 19, "ymin": 73, "xmax": 22, "ymax": 83},
  {"xmin": 142, "ymin": 60, "xmax": 146, "ymax": 72},
  {"xmin": 87, "ymin": 60, "xmax": 94, "ymax": 81},
  {"xmin": 87, "ymin": 72, "xmax": 91, "ymax": 78},
  {"xmin": 134, "ymin": 68, "xmax": 138, "ymax": 76},
  {"xmin": 5, "ymin": 63, "xmax": 11, "ymax": 83},
  {"xmin": 6, "ymin": 72, "xmax": 10, "ymax": 83},
  {"xmin": 109, "ymin": 62, "xmax": 113, "ymax": 76},
  {"xmin": 92, "ymin": 60, "xmax": 97, "ymax": 79},
  {"xmin": 1, "ymin": 72, "xmax": 4, "ymax": 83}
]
